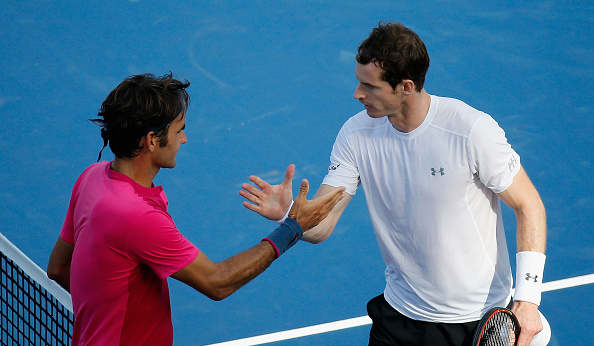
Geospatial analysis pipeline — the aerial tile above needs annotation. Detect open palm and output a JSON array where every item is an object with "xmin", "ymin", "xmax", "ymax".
[{"xmin": 240, "ymin": 164, "xmax": 295, "ymax": 221}]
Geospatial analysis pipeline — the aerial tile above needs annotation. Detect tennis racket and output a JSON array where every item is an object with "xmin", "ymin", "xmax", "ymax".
[{"xmin": 472, "ymin": 307, "xmax": 521, "ymax": 346}]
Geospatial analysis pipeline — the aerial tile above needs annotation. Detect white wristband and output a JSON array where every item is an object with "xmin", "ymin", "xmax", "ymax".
[
  {"xmin": 274, "ymin": 200, "xmax": 294, "ymax": 225},
  {"xmin": 514, "ymin": 251, "xmax": 546, "ymax": 306}
]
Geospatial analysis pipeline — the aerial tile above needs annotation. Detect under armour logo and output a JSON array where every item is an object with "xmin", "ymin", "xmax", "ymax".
[
  {"xmin": 329, "ymin": 164, "xmax": 340, "ymax": 171},
  {"xmin": 508, "ymin": 156, "xmax": 518, "ymax": 172},
  {"xmin": 525, "ymin": 273, "xmax": 539, "ymax": 283},
  {"xmin": 431, "ymin": 167, "xmax": 444, "ymax": 176}
]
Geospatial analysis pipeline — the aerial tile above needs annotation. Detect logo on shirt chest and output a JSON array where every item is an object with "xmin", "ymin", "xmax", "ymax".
[{"xmin": 431, "ymin": 167, "xmax": 445, "ymax": 176}]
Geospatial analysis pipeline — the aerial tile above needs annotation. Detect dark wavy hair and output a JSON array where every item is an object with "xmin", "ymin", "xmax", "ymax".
[
  {"xmin": 356, "ymin": 22, "xmax": 430, "ymax": 92},
  {"xmin": 94, "ymin": 73, "xmax": 190, "ymax": 159}
]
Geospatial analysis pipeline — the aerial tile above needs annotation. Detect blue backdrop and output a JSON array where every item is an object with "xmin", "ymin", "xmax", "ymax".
[{"xmin": 1, "ymin": 1, "xmax": 592, "ymax": 344}]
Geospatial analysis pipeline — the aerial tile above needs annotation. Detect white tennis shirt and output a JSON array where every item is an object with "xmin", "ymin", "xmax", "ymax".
[{"xmin": 323, "ymin": 95, "xmax": 520, "ymax": 323}]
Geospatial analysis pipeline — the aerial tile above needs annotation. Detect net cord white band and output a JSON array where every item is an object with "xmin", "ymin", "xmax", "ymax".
[{"xmin": 0, "ymin": 232, "xmax": 73, "ymax": 312}]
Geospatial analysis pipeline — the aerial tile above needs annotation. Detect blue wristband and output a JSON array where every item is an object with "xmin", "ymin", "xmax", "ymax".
[{"xmin": 262, "ymin": 217, "xmax": 303, "ymax": 258}]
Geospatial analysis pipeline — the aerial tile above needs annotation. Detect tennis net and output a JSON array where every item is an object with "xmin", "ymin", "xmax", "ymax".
[{"xmin": 1, "ymin": 232, "xmax": 74, "ymax": 345}]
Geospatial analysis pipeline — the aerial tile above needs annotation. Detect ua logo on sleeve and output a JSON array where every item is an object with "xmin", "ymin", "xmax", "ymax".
[{"xmin": 508, "ymin": 156, "xmax": 518, "ymax": 173}]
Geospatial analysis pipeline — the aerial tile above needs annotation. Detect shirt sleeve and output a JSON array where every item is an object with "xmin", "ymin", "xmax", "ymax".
[
  {"xmin": 322, "ymin": 122, "xmax": 360, "ymax": 196},
  {"xmin": 60, "ymin": 166, "xmax": 95, "ymax": 245},
  {"xmin": 126, "ymin": 210, "xmax": 200, "ymax": 279},
  {"xmin": 468, "ymin": 115, "xmax": 521, "ymax": 194}
]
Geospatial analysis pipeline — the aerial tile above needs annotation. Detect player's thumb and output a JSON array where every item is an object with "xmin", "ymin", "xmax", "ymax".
[
  {"xmin": 296, "ymin": 179, "xmax": 309, "ymax": 201},
  {"xmin": 283, "ymin": 164, "xmax": 296, "ymax": 186}
]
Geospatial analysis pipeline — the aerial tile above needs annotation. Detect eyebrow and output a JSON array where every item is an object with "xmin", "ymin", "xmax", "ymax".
[{"xmin": 355, "ymin": 70, "xmax": 378, "ymax": 88}]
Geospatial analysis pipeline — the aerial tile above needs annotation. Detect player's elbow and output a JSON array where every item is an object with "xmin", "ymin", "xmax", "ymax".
[
  {"xmin": 202, "ymin": 282, "xmax": 236, "ymax": 301},
  {"xmin": 206, "ymin": 291, "xmax": 231, "ymax": 302},
  {"xmin": 200, "ymin": 272, "xmax": 242, "ymax": 301},
  {"xmin": 46, "ymin": 268, "xmax": 70, "ymax": 292}
]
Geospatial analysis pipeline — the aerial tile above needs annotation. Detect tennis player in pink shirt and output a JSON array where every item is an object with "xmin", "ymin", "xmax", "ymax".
[{"xmin": 47, "ymin": 73, "xmax": 345, "ymax": 345}]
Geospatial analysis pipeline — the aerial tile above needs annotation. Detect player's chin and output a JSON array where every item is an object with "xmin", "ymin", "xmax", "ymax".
[
  {"xmin": 365, "ymin": 107, "xmax": 382, "ymax": 118},
  {"xmin": 162, "ymin": 159, "xmax": 177, "ymax": 169},
  {"xmin": 366, "ymin": 110, "xmax": 382, "ymax": 118}
]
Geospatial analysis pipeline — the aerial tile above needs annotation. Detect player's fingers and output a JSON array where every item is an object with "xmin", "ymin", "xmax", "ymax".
[
  {"xmin": 329, "ymin": 186, "xmax": 346, "ymax": 199},
  {"xmin": 249, "ymin": 175, "xmax": 270, "ymax": 190},
  {"xmin": 319, "ymin": 186, "xmax": 345, "ymax": 203},
  {"xmin": 292, "ymin": 179, "xmax": 308, "ymax": 210},
  {"xmin": 241, "ymin": 183, "xmax": 263, "ymax": 199},
  {"xmin": 288, "ymin": 180, "xmax": 307, "ymax": 219},
  {"xmin": 319, "ymin": 189, "xmax": 345, "ymax": 214},
  {"xmin": 329, "ymin": 189, "xmax": 346, "ymax": 205},
  {"xmin": 518, "ymin": 329, "xmax": 537, "ymax": 346},
  {"xmin": 282, "ymin": 164, "xmax": 295, "ymax": 186},
  {"xmin": 242, "ymin": 201, "xmax": 261, "ymax": 213},
  {"xmin": 239, "ymin": 190, "xmax": 261, "ymax": 204}
]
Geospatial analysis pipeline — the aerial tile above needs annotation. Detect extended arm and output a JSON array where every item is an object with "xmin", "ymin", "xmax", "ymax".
[
  {"xmin": 497, "ymin": 165, "xmax": 547, "ymax": 346},
  {"xmin": 171, "ymin": 242, "xmax": 276, "ymax": 301},
  {"xmin": 173, "ymin": 179, "xmax": 345, "ymax": 301},
  {"xmin": 47, "ymin": 236, "xmax": 74, "ymax": 292}
]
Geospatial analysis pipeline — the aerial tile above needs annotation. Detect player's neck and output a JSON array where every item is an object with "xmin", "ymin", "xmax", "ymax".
[
  {"xmin": 388, "ymin": 89, "xmax": 431, "ymax": 133},
  {"xmin": 111, "ymin": 155, "xmax": 159, "ymax": 188}
]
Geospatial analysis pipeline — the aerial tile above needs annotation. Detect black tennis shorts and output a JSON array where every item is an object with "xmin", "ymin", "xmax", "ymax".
[{"xmin": 367, "ymin": 294, "xmax": 479, "ymax": 346}]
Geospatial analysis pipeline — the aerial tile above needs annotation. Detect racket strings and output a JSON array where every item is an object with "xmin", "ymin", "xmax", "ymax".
[{"xmin": 479, "ymin": 312, "xmax": 519, "ymax": 346}]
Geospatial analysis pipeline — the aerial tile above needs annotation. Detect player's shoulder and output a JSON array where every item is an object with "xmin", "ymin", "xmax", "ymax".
[
  {"xmin": 341, "ymin": 110, "xmax": 387, "ymax": 133},
  {"xmin": 430, "ymin": 95, "xmax": 492, "ymax": 137}
]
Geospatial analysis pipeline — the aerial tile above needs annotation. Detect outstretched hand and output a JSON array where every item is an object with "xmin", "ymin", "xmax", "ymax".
[
  {"xmin": 240, "ymin": 164, "xmax": 295, "ymax": 221},
  {"xmin": 288, "ymin": 179, "xmax": 345, "ymax": 231}
]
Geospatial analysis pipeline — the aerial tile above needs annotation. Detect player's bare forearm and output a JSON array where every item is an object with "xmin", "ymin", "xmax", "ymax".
[
  {"xmin": 209, "ymin": 242, "xmax": 277, "ymax": 300},
  {"xmin": 497, "ymin": 166, "xmax": 547, "ymax": 253},
  {"xmin": 172, "ymin": 243, "xmax": 276, "ymax": 301},
  {"xmin": 514, "ymin": 200, "xmax": 547, "ymax": 253}
]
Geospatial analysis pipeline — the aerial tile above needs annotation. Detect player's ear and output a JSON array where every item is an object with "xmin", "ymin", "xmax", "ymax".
[
  {"xmin": 141, "ymin": 132, "xmax": 157, "ymax": 152},
  {"xmin": 402, "ymin": 80, "xmax": 415, "ymax": 95}
]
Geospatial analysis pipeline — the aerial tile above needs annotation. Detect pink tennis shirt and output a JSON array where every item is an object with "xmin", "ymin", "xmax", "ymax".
[{"xmin": 60, "ymin": 161, "xmax": 199, "ymax": 345}]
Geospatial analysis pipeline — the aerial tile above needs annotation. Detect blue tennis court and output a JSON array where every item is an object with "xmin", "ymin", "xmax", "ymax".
[{"xmin": 1, "ymin": 1, "xmax": 592, "ymax": 345}]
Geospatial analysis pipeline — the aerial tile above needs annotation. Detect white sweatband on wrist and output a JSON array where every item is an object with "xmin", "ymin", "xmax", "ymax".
[
  {"xmin": 274, "ymin": 200, "xmax": 294, "ymax": 225},
  {"xmin": 514, "ymin": 251, "xmax": 546, "ymax": 306}
]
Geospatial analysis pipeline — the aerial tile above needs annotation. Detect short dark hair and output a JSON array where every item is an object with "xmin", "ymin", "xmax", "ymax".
[
  {"xmin": 96, "ymin": 73, "xmax": 190, "ymax": 159},
  {"xmin": 356, "ymin": 22, "xmax": 430, "ymax": 91}
]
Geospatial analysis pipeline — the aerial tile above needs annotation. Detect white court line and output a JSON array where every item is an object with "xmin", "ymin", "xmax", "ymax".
[{"xmin": 203, "ymin": 273, "xmax": 594, "ymax": 346}]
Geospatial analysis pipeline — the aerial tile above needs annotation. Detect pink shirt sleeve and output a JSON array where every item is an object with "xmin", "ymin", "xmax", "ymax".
[{"xmin": 125, "ymin": 210, "xmax": 200, "ymax": 279}]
